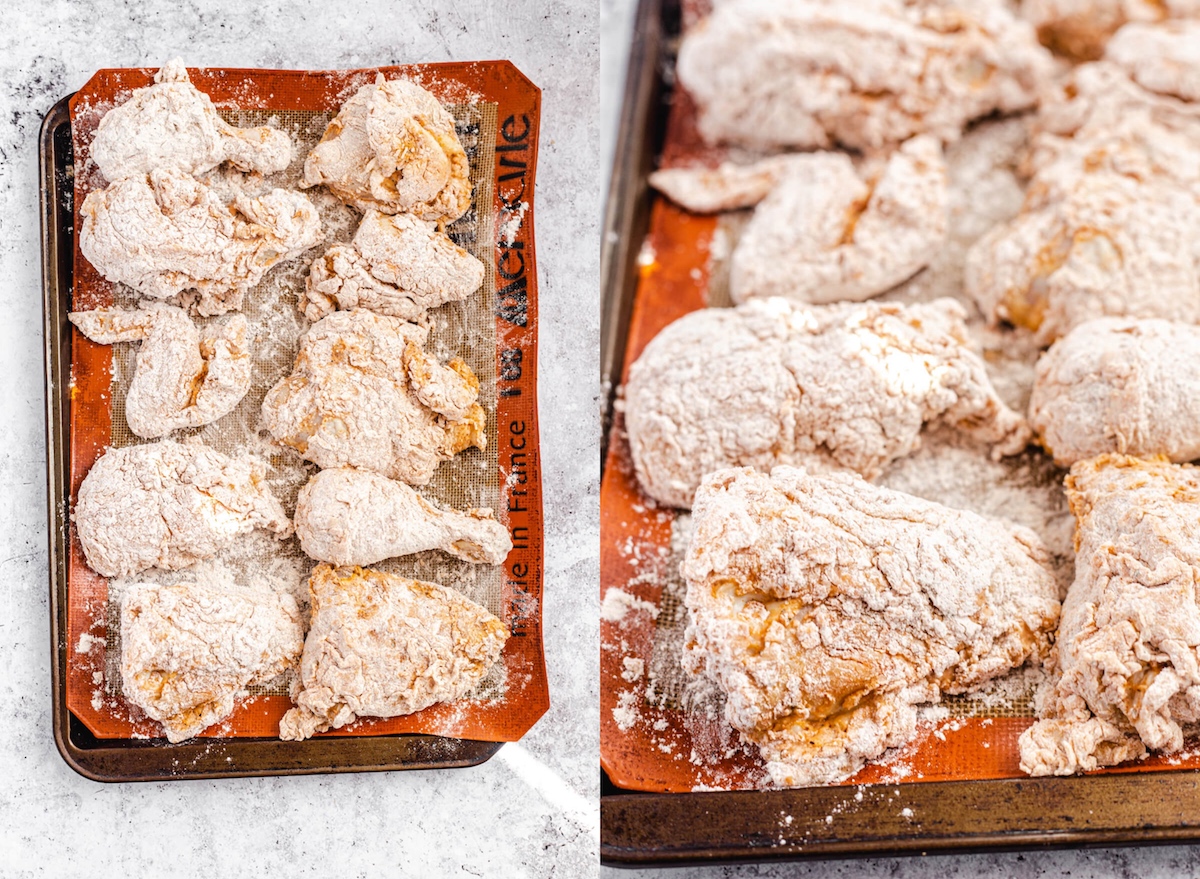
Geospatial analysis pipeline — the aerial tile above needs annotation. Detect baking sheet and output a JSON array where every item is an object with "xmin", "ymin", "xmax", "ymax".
[
  {"xmin": 599, "ymin": 0, "xmax": 1200, "ymax": 795},
  {"xmin": 59, "ymin": 62, "xmax": 548, "ymax": 747}
]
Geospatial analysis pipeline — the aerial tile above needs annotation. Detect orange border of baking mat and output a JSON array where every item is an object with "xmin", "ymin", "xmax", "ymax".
[
  {"xmin": 599, "ymin": 82, "xmax": 1200, "ymax": 794},
  {"xmin": 65, "ymin": 62, "xmax": 548, "ymax": 743}
]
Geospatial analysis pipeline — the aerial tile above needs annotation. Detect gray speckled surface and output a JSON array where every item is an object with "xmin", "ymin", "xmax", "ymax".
[
  {"xmin": 599, "ymin": 0, "xmax": 1200, "ymax": 876},
  {"xmin": 0, "ymin": 1, "xmax": 598, "ymax": 876}
]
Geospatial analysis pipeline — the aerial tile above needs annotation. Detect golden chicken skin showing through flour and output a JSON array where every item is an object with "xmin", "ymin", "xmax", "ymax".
[
  {"xmin": 1020, "ymin": 455, "xmax": 1200, "ymax": 776},
  {"xmin": 79, "ymin": 166, "xmax": 323, "ymax": 316},
  {"xmin": 294, "ymin": 467, "xmax": 512, "ymax": 567},
  {"xmin": 89, "ymin": 58, "xmax": 293, "ymax": 182},
  {"xmin": 683, "ymin": 466, "xmax": 1060, "ymax": 788},
  {"xmin": 303, "ymin": 209, "xmax": 484, "ymax": 322},
  {"xmin": 278, "ymin": 565, "xmax": 509, "ymax": 741},
  {"xmin": 302, "ymin": 76, "xmax": 471, "ymax": 222},
  {"xmin": 69, "ymin": 303, "xmax": 251, "ymax": 439},
  {"xmin": 74, "ymin": 440, "xmax": 292, "ymax": 579},
  {"xmin": 623, "ymin": 297, "xmax": 1030, "ymax": 509},
  {"xmin": 260, "ymin": 309, "xmax": 485, "ymax": 485},
  {"xmin": 676, "ymin": 0, "xmax": 1052, "ymax": 152},
  {"xmin": 120, "ymin": 578, "xmax": 304, "ymax": 743},
  {"xmin": 1029, "ymin": 317, "xmax": 1200, "ymax": 467},
  {"xmin": 1022, "ymin": 0, "xmax": 1200, "ymax": 62}
]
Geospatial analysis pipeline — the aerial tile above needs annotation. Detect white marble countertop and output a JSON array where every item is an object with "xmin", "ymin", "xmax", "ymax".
[
  {"xmin": 0, "ymin": 1, "xmax": 597, "ymax": 875},
  {"xmin": 599, "ymin": 0, "xmax": 1200, "ymax": 877}
]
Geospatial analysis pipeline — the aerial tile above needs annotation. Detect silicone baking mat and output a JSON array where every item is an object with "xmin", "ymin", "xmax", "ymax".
[{"xmin": 64, "ymin": 62, "xmax": 547, "ymax": 743}]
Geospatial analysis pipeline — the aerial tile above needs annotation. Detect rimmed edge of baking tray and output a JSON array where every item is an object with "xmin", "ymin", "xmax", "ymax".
[
  {"xmin": 598, "ymin": 0, "xmax": 1200, "ymax": 865},
  {"xmin": 42, "ymin": 93, "xmax": 503, "ymax": 782}
]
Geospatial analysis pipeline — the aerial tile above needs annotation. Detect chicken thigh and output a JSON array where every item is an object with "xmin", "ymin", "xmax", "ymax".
[
  {"xmin": 260, "ymin": 310, "xmax": 485, "ymax": 484},
  {"xmin": 74, "ymin": 440, "xmax": 292, "ymax": 578},
  {"xmin": 90, "ymin": 58, "xmax": 292, "ymax": 182},
  {"xmin": 303, "ymin": 210, "xmax": 484, "ymax": 322},
  {"xmin": 279, "ymin": 565, "xmax": 508, "ymax": 741},
  {"xmin": 121, "ymin": 578, "xmax": 304, "ymax": 742},
  {"xmin": 69, "ymin": 303, "xmax": 251, "ymax": 438},
  {"xmin": 623, "ymin": 297, "xmax": 1030, "ymax": 509},
  {"xmin": 303, "ymin": 76, "xmax": 471, "ymax": 222},
  {"xmin": 80, "ymin": 167, "xmax": 322, "ymax": 316},
  {"xmin": 294, "ymin": 467, "xmax": 512, "ymax": 566},
  {"xmin": 684, "ymin": 466, "xmax": 1060, "ymax": 787},
  {"xmin": 1020, "ymin": 455, "xmax": 1200, "ymax": 775}
]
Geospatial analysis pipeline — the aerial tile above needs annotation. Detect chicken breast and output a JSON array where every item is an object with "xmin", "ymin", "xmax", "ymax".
[
  {"xmin": 303, "ymin": 210, "xmax": 484, "ymax": 322},
  {"xmin": 624, "ymin": 297, "xmax": 1030, "ymax": 509},
  {"xmin": 74, "ymin": 440, "xmax": 292, "ymax": 579},
  {"xmin": 303, "ymin": 76, "xmax": 471, "ymax": 223},
  {"xmin": 80, "ymin": 167, "xmax": 322, "ymax": 316},
  {"xmin": 676, "ymin": 0, "xmax": 1051, "ymax": 151},
  {"xmin": 120, "ymin": 578, "xmax": 304, "ymax": 743},
  {"xmin": 90, "ymin": 58, "xmax": 292, "ymax": 182},
  {"xmin": 294, "ymin": 467, "xmax": 512, "ymax": 566},
  {"xmin": 279, "ymin": 565, "xmax": 508, "ymax": 741},
  {"xmin": 684, "ymin": 466, "xmax": 1060, "ymax": 788},
  {"xmin": 69, "ymin": 303, "xmax": 251, "ymax": 438},
  {"xmin": 1020, "ymin": 455, "xmax": 1200, "ymax": 775},
  {"xmin": 1029, "ymin": 317, "xmax": 1200, "ymax": 466},
  {"xmin": 729, "ymin": 136, "xmax": 947, "ymax": 304},
  {"xmin": 260, "ymin": 310, "xmax": 485, "ymax": 485}
]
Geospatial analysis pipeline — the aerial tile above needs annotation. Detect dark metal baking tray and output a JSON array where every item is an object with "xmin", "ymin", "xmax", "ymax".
[
  {"xmin": 599, "ymin": 0, "xmax": 1200, "ymax": 865},
  {"xmin": 41, "ymin": 94, "xmax": 501, "ymax": 782}
]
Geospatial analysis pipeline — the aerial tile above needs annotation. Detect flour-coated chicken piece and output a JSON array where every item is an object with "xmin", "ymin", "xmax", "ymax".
[
  {"xmin": 303, "ymin": 210, "xmax": 484, "ymax": 322},
  {"xmin": 1107, "ymin": 20, "xmax": 1200, "ymax": 101},
  {"xmin": 1021, "ymin": 0, "xmax": 1200, "ymax": 61},
  {"xmin": 260, "ymin": 310, "xmax": 485, "ymax": 485},
  {"xmin": 120, "ymin": 578, "xmax": 304, "ymax": 742},
  {"xmin": 684, "ymin": 466, "xmax": 1060, "ymax": 788},
  {"xmin": 69, "ymin": 303, "xmax": 251, "ymax": 438},
  {"xmin": 624, "ymin": 297, "xmax": 1030, "ymax": 509},
  {"xmin": 648, "ymin": 156, "xmax": 796, "ymax": 213},
  {"xmin": 90, "ymin": 58, "xmax": 293, "ymax": 182},
  {"xmin": 965, "ymin": 170, "xmax": 1200, "ymax": 345},
  {"xmin": 278, "ymin": 565, "xmax": 508, "ymax": 741},
  {"xmin": 303, "ymin": 76, "xmax": 471, "ymax": 223},
  {"xmin": 294, "ymin": 467, "xmax": 512, "ymax": 566},
  {"xmin": 729, "ymin": 136, "xmax": 948, "ymax": 304},
  {"xmin": 1030, "ymin": 318, "xmax": 1200, "ymax": 466},
  {"xmin": 74, "ymin": 440, "xmax": 292, "ymax": 579},
  {"xmin": 80, "ymin": 167, "xmax": 322, "ymax": 316},
  {"xmin": 677, "ymin": 0, "xmax": 1052, "ymax": 151},
  {"xmin": 1020, "ymin": 455, "xmax": 1200, "ymax": 775}
]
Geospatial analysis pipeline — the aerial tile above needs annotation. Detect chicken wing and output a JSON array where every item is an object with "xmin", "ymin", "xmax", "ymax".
[
  {"xmin": 80, "ymin": 167, "xmax": 323, "ymax": 316},
  {"xmin": 294, "ymin": 467, "xmax": 512, "ymax": 566},
  {"xmin": 303, "ymin": 209, "xmax": 484, "ymax": 322},
  {"xmin": 74, "ymin": 440, "xmax": 292, "ymax": 579},
  {"xmin": 120, "ymin": 578, "xmax": 304, "ymax": 742},
  {"xmin": 1029, "ymin": 317, "xmax": 1200, "ymax": 466},
  {"xmin": 1020, "ymin": 455, "xmax": 1200, "ymax": 775},
  {"xmin": 260, "ymin": 309, "xmax": 485, "ymax": 484},
  {"xmin": 278, "ymin": 565, "xmax": 508, "ymax": 741},
  {"xmin": 676, "ymin": 0, "xmax": 1051, "ymax": 151},
  {"xmin": 684, "ymin": 466, "xmax": 1059, "ymax": 788},
  {"xmin": 69, "ymin": 303, "xmax": 251, "ymax": 438},
  {"xmin": 730, "ymin": 136, "xmax": 948, "ymax": 304},
  {"xmin": 624, "ymin": 297, "xmax": 1030, "ymax": 509},
  {"xmin": 303, "ymin": 76, "xmax": 471, "ymax": 223}
]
